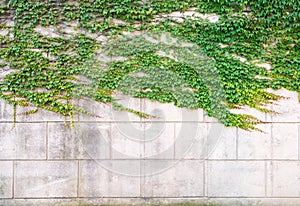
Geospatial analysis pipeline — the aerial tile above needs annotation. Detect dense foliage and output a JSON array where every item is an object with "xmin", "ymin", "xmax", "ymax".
[{"xmin": 0, "ymin": 0, "xmax": 299, "ymax": 129}]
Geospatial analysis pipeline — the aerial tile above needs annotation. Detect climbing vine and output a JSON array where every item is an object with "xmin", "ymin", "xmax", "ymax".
[{"xmin": 0, "ymin": 0, "xmax": 299, "ymax": 129}]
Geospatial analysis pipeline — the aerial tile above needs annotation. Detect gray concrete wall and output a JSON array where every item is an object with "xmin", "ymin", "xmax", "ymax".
[{"xmin": 1, "ymin": 88, "xmax": 300, "ymax": 205}]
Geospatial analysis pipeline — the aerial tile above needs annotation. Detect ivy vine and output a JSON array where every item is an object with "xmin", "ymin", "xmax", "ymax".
[{"xmin": 0, "ymin": 0, "xmax": 299, "ymax": 130}]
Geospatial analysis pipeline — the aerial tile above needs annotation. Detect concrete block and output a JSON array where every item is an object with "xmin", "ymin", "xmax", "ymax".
[
  {"xmin": 15, "ymin": 161, "xmax": 78, "ymax": 198},
  {"xmin": 102, "ymin": 94, "xmax": 141, "ymax": 122},
  {"xmin": 142, "ymin": 160, "xmax": 204, "ymax": 197},
  {"xmin": 0, "ymin": 99, "xmax": 73, "ymax": 122},
  {"xmin": 260, "ymin": 92, "xmax": 273, "ymax": 122},
  {"xmin": 270, "ymin": 88, "xmax": 300, "ymax": 122},
  {"xmin": 20, "ymin": 108, "xmax": 67, "ymax": 122},
  {"xmin": 267, "ymin": 161, "xmax": 300, "ymax": 197},
  {"xmin": 207, "ymin": 161, "xmax": 265, "ymax": 197},
  {"xmin": 265, "ymin": 103, "xmax": 273, "ymax": 123},
  {"xmin": 238, "ymin": 124, "xmax": 271, "ymax": 159},
  {"xmin": 203, "ymin": 115, "xmax": 219, "ymax": 123},
  {"xmin": 0, "ymin": 199, "xmax": 80, "ymax": 206},
  {"xmin": 141, "ymin": 99, "xmax": 203, "ymax": 122},
  {"xmin": 0, "ymin": 161, "xmax": 12, "ymax": 198},
  {"xmin": 111, "ymin": 123, "xmax": 143, "ymax": 159},
  {"xmin": 230, "ymin": 105, "xmax": 266, "ymax": 122},
  {"xmin": 174, "ymin": 123, "xmax": 206, "ymax": 159},
  {"xmin": 0, "ymin": 123, "xmax": 46, "ymax": 159},
  {"xmin": 203, "ymin": 111, "xmax": 219, "ymax": 123},
  {"xmin": 144, "ymin": 123, "xmax": 174, "ymax": 159},
  {"xmin": 48, "ymin": 123, "xmax": 110, "ymax": 159},
  {"xmin": 78, "ymin": 96, "xmax": 141, "ymax": 122},
  {"xmin": 77, "ymin": 98, "xmax": 113, "ymax": 122},
  {"xmin": 79, "ymin": 160, "xmax": 140, "ymax": 197},
  {"xmin": 3, "ymin": 197, "xmax": 300, "ymax": 206},
  {"xmin": 207, "ymin": 124, "xmax": 237, "ymax": 159},
  {"xmin": 206, "ymin": 198, "xmax": 300, "ymax": 206},
  {"xmin": 0, "ymin": 99, "xmax": 14, "ymax": 121},
  {"xmin": 272, "ymin": 124, "xmax": 298, "ymax": 159}
]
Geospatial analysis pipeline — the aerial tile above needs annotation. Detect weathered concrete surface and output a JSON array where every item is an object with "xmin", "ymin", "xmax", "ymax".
[
  {"xmin": 78, "ymin": 96, "xmax": 141, "ymax": 122},
  {"xmin": 14, "ymin": 161, "xmax": 78, "ymax": 198},
  {"xmin": 0, "ymin": 123, "xmax": 46, "ymax": 159},
  {"xmin": 174, "ymin": 123, "xmax": 206, "ymax": 159},
  {"xmin": 79, "ymin": 160, "xmax": 140, "ymax": 197},
  {"xmin": 1, "ymin": 89, "xmax": 300, "ymax": 205},
  {"xmin": 141, "ymin": 99, "xmax": 203, "ymax": 122},
  {"xmin": 207, "ymin": 124, "xmax": 237, "ymax": 159},
  {"xmin": 237, "ymin": 124, "xmax": 272, "ymax": 159},
  {"xmin": 207, "ymin": 161, "xmax": 265, "ymax": 197},
  {"xmin": 0, "ymin": 99, "xmax": 67, "ymax": 122},
  {"xmin": 272, "ymin": 124, "xmax": 298, "ymax": 159},
  {"xmin": 141, "ymin": 160, "xmax": 204, "ymax": 197},
  {"xmin": 0, "ymin": 161, "xmax": 12, "ymax": 198},
  {"xmin": 2, "ymin": 197, "xmax": 300, "ymax": 206},
  {"xmin": 144, "ymin": 122, "xmax": 174, "ymax": 159},
  {"xmin": 270, "ymin": 88, "xmax": 300, "ymax": 122},
  {"xmin": 48, "ymin": 123, "xmax": 110, "ymax": 159},
  {"xmin": 111, "ymin": 123, "xmax": 144, "ymax": 159},
  {"xmin": 267, "ymin": 161, "xmax": 300, "ymax": 197}
]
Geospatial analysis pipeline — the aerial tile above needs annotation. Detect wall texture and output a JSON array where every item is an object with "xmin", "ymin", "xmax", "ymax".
[{"xmin": 1, "ymin": 88, "xmax": 300, "ymax": 206}]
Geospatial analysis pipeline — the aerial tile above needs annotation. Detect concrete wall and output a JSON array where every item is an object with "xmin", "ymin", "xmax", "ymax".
[{"xmin": 1, "ymin": 88, "xmax": 300, "ymax": 206}]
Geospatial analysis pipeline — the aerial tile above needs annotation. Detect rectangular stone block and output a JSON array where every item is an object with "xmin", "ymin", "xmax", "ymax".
[
  {"xmin": 203, "ymin": 198, "xmax": 300, "ymax": 206},
  {"xmin": 0, "ymin": 199, "xmax": 80, "ymax": 206},
  {"xmin": 238, "ymin": 124, "xmax": 271, "ymax": 159},
  {"xmin": 272, "ymin": 124, "xmax": 298, "ymax": 159},
  {"xmin": 230, "ymin": 105, "xmax": 266, "ymax": 122},
  {"xmin": 109, "ymin": 94, "xmax": 141, "ymax": 122},
  {"xmin": 207, "ymin": 161, "xmax": 265, "ymax": 197},
  {"xmin": 0, "ymin": 99, "xmax": 13, "ymax": 121},
  {"xmin": 270, "ymin": 88, "xmax": 300, "ymax": 122},
  {"xmin": 0, "ymin": 123, "xmax": 46, "ymax": 159},
  {"xmin": 78, "ymin": 96, "xmax": 141, "ymax": 122},
  {"xmin": 0, "ymin": 99, "xmax": 76, "ymax": 122},
  {"xmin": 207, "ymin": 124, "xmax": 237, "ymax": 159},
  {"xmin": 77, "ymin": 98, "xmax": 113, "ymax": 122},
  {"xmin": 111, "ymin": 123, "xmax": 143, "ymax": 159},
  {"xmin": 175, "ymin": 123, "xmax": 206, "ymax": 159},
  {"xmin": 15, "ymin": 161, "xmax": 78, "ymax": 198},
  {"xmin": 144, "ymin": 123, "xmax": 174, "ymax": 159},
  {"xmin": 0, "ymin": 161, "xmax": 12, "ymax": 198},
  {"xmin": 48, "ymin": 123, "xmax": 110, "ymax": 159},
  {"xmin": 203, "ymin": 111, "xmax": 219, "ymax": 123},
  {"xmin": 267, "ymin": 161, "xmax": 300, "ymax": 197},
  {"xmin": 264, "ymin": 100, "xmax": 273, "ymax": 123},
  {"xmin": 79, "ymin": 160, "xmax": 140, "ymax": 197},
  {"xmin": 142, "ymin": 160, "xmax": 204, "ymax": 197},
  {"xmin": 141, "ymin": 99, "xmax": 203, "ymax": 122}
]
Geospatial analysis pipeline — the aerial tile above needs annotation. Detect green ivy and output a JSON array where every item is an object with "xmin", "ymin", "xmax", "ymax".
[{"xmin": 0, "ymin": 0, "xmax": 299, "ymax": 130}]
